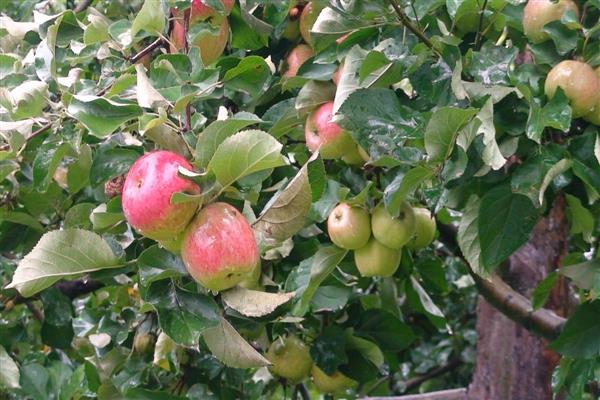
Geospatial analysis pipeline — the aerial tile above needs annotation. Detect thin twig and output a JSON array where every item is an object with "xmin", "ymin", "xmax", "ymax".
[
  {"xmin": 182, "ymin": 10, "xmax": 192, "ymax": 132},
  {"xmin": 25, "ymin": 301, "xmax": 44, "ymax": 322},
  {"xmin": 387, "ymin": 0, "xmax": 435, "ymax": 51},
  {"xmin": 130, "ymin": 38, "xmax": 164, "ymax": 64},
  {"xmin": 403, "ymin": 358, "xmax": 462, "ymax": 392},
  {"xmin": 0, "ymin": 122, "xmax": 53, "ymax": 151},
  {"xmin": 409, "ymin": 0, "xmax": 421, "ymax": 29},
  {"xmin": 474, "ymin": 0, "xmax": 488, "ymax": 50}
]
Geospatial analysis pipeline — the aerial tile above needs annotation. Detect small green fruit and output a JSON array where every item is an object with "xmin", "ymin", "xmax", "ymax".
[
  {"xmin": 267, "ymin": 335, "xmax": 313, "ymax": 383},
  {"xmin": 371, "ymin": 202, "xmax": 416, "ymax": 249},
  {"xmin": 406, "ymin": 207, "xmax": 436, "ymax": 249},
  {"xmin": 311, "ymin": 364, "xmax": 357, "ymax": 394},
  {"xmin": 354, "ymin": 238, "xmax": 401, "ymax": 277},
  {"xmin": 327, "ymin": 203, "xmax": 371, "ymax": 250}
]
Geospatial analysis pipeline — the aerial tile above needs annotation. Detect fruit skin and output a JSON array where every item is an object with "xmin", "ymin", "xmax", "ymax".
[
  {"xmin": 283, "ymin": 44, "xmax": 314, "ymax": 78},
  {"xmin": 544, "ymin": 60, "xmax": 600, "ymax": 118},
  {"xmin": 406, "ymin": 207, "xmax": 437, "ymax": 250},
  {"xmin": 122, "ymin": 151, "xmax": 200, "ymax": 242},
  {"xmin": 584, "ymin": 67, "xmax": 600, "ymax": 125},
  {"xmin": 327, "ymin": 203, "xmax": 371, "ymax": 250},
  {"xmin": 341, "ymin": 144, "xmax": 369, "ymax": 165},
  {"xmin": 170, "ymin": 17, "xmax": 230, "ymax": 65},
  {"xmin": 282, "ymin": 18, "xmax": 300, "ymax": 41},
  {"xmin": 189, "ymin": 0, "xmax": 235, "ymax": 24},
  {"xmin": 305, "ymin": 101, "xmax": 356, "ymax": 159},
  {"xmin": 354, "ymin": 238, "xmax": 402, "ymax": 277},
  {"xmin": 267, "ymin": 335, "xmax": 313, "ymax": 383},
  {"xmin": 523, "ymin": 0, "xmax": 579, "ymax": 44},
  {"xmin": 332, "ymin": 62, "xmax": 344, "ymax": 86},
  {"xmin": 371, "ymin": 202, "xmax": 416, "ymax": 249},
  {"xmin": 311, "ymin": 365, "xmax": 357, "ymax": 394},
  {"xmin": 237, "ymin": 262, "xmax": 261, "ymax": 289},
  {"xmin": 181, "ymin": 202, "xmax": 259, "ymax": 292},
  {"xmin": 299, "ymin": 2, "xmax": 322, "ymax": 46}
]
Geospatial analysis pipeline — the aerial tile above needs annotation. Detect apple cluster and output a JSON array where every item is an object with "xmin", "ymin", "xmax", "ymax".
[
  {"xmin": 327, "ymin": 202, "xmax": 436, "ymax": 277},
  {"xmin": 169, "ymin": 0, "xmax": 234, "ymax": 65},
  {"xmin": 522, "ymin": 0, "xmax": 600, "ymax": 124},
  {"xmin": 266, "ymin": 334, "xmax": 357, "ymax": 394},
  {"xmin": 121, "ymin": 150, "xmax": 260, "ymax": 292}
]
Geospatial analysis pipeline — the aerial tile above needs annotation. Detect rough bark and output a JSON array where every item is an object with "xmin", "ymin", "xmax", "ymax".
[{"xmin": 467, "ymin": 196, "xmax": 575, "ymax": 400}]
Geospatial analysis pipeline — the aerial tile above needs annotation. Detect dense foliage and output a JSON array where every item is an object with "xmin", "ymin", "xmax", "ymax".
[{"xmin": 0, "ymin": 0, "xmax": 598, "ymax": 398}]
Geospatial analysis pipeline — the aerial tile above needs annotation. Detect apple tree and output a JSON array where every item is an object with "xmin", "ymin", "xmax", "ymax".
[{"xmin": 0, "ymin": 0, "xmax": 599, "ymax": 399}]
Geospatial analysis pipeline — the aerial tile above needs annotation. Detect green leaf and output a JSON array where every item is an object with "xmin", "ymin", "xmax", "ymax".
[
  {"xmin": 223, "ymin": 56, "xmax": 272, "ymax": 100},
  {"xmin": 424, "ymin": 107, "xmax": 478, "ymax": 163},
  {"xmin": 538, "ymin": 158, "xmax": 571, "ymax": 206},
  {"xmin": 457, "ymin": 196, "xmax": 486, "ymax": 276},
  {"xmin": 345, "ymin": 331, "xmax": 384, "ymax": 368},
  {"xmin": 90, "ymin": 148, "xmax": 139, "ymax": 187},
  {"xmin": 565, "ymin": 194, "xmax": 594, "ymax": 243},
  {"xmin": 551, "ymin": 301, "xmax": 600, "ymax": 359},
  {"xmin": 406, "ymin": 276, "xmax": 448, "ymax": 330},
  {"xmin": 137, "ymin": 245, "xmax": 187, "ymax": 287},
  {"xmin": 0, "ymin": 209, "xmax": 44, "ymax": 232},
  {"xmin": 221, "ymin": 287, "xmax": 294, "ymax": 317},
  {"xmin": 131, "ymin": 0, "xmax": 166, "ymax": 38},
  {"xmin": 143, "ymin": 280, "xmax": 220, "ymax": 347},
  {"xmin": 203, "ymin": 317, "xmax": 270, "ymax": 368},
  {"xmin": 531, "ymin": 272, "xmax": 559, "ymax": 310},
  {"xmin": 0, "ymin": 345, "xmax": 20, "ymax": 389},
  {"xmin": 195, "ymin": 112, "xmax": 262, "ymax": 168},
  {"xmin": 310, "ymin": 325, "xmax": 348, "ymax": 374},
  {"xmin": 383, "ymin": 166, "xmax": 434, "ymax": 217},
  {"xmin": 292, "ymin": 246, "xmax": 348, "ymax": 317},
  {"xmin": 560, "ymin": 260, "xmax": 600, "ymax": 295},
  {"xmin": 478, "ymin": 184, "xmax": 539, "ymax": 270},
  {"xmin": 208, "ymin": 129, "xmax": 284, "ymax": 189},
  {"xmin": 20, "ymin": 363, "xmax": 49, "ymax": 400},
  {"xmin": 355, "ymin": 309, "xmax": 416, "ymax": 352},
  {"xmin": 67, "ymin": 95, "xmax": 142, "ymax": 138},
  {"xmin": 6, "ymin": 229, "xmax": 121, "ymax": 297},
  {"xmin": 295, "ymin": 80, "xmax": 336, "ymax": 115},
  {"xmin": 542, "ymin": 20, "xmax": 578, "ymax": 55}
]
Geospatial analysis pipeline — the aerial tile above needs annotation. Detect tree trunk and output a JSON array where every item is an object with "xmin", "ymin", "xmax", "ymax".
[{"xmin": 467, "ymin": 196, "xmax": 575, "ymax": 400}]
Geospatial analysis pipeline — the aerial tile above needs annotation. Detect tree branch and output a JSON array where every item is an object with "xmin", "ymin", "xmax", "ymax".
[
  {"xmin": 403, "ymin": 358, "xmax": 462, "ymax": 393},
  {"xmin": 387, "ymin": 0, "xmax": 435, "ymax": 51},
  {"xmin": 437, "ymin": 223, "xmax": 566, "ymax": 341},
  {"xmin": 474, "ymin": 0, "xmax": 489, "ymax": 50},
  {"xmin": 129, "ymin": 38, "xmax": 164, "ymax": 64},
  {"xmin": 0, "ymin": 122, "xmax": 53, "ymax": 151},
  {"xmin": 25, "ymin": 301, "xmax": 44, "ymax": 322},
  {"xmin": 5, "ymin": 278, "xmax": 104, "ymax": 307}
]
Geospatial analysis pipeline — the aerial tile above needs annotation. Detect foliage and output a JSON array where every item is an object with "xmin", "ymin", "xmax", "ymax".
[{"xmin": 1, "ymin": 0, "xmax": 599, "ymax": 398}]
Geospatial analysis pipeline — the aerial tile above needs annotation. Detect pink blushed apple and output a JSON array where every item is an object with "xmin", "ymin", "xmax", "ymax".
[{"xmin": 304, "ymin": 101, "xmax": 355, "ymax": 159}]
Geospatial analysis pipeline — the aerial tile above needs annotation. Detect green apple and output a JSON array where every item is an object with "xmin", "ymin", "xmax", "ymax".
[
  {"xmin": 354, "ymin": 238, "xmax": 402, "ymax": 277},
  {"xmin": 406, "ymin": 207, "xmax": 437, "ymax": 250},
  {"xmin": 341, "ymin": 144, "xmax": 369, "ymax": 165},
  {"xmin": 584, "ymin": 67, "xmax": 600, "ymax": 126},
  {"xmin": 299, "ymin": 2, "xmax": 322, "ymax": 46},
  {"xmin": 371, "ymin": 202, "xmax": 416, "ymax": 249},
  {"xmin": 327, "ymin": 203, "xmax": 371, "ymax": 250},
  {"xmin": 237, "ymin": 262, "xmax": 262, "ymax": 289},
  {"xmin": 267, "ymin": 335, "xmax": 313, "ymax": 383},
  {"xmin": 523, "ymin": 0, "xmax": 579, "ymax": 44},
  {"xmin": 545, "ymin": 60, "xmax": 600, "ymax": 117},
  {"xmin": 311, "ymin": 364, "xmax": 357, "ymax": 394}
]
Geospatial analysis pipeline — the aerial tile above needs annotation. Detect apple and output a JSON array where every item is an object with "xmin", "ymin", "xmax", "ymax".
[
  {"xmin": 299, "ymin": 2, "xmax": 322, "ymax": 46},
  {"xmin": 584, "ymin": 67, "xmax": 600, "ymax": 126},
  {"xmin": 406, "ymin": 207, "xmax": 437, "ymax": 250},
  {"xmin": 122, "ymin": 151, "xmax": 200, "ymax": 243},
  {"xmin": 523, "ymin": 0, "xmax": 579, "ymax": 44},
  {"xmin": 189, "ymin": 0, "xmax": 235, "ymax": 24},
  {"xmin": 170, "ymin": 17, "xmax": 230, "ymax": 65},
  {"xmin": 181, "ymin": 202, "xmax": 259, "ymax": 292},
  {"xmin": 237, "ymin": 262, "xmax": 262, "ymax": 289},
  {"xmin": 544, "ymin": 60, "xmax": 600, "ymax": 117},
  {"xmin": 371, "ymin": 202, "xmax": 416, "ymax": 249},
  {"xmin": 332, "ymin": 62, "xmax": 344, "ymax": 86},
  {"xmin": 327, "ymin": 203, "xmax": 371, "ymax": 249},
  {"xmin": 283, "ymin": 44, "xmax": 314, "ymax": 78},
  {"xmin": 341, "ymin": 144, "xmax": 369, "ymax": 165},
  {"xmin": 354, "ymin": 238, "xmax": 402, "ymax": 277},
  {"xmin": 267, "ymin": 334, "xmax": 313, "ymax": 383},
  {"xmin": 311, "ymin": 365, "xmax": 357, "ymax": 394},
  {"xmin": 305, "ymin": 101, "xmax": 356, "ymax": 159}
]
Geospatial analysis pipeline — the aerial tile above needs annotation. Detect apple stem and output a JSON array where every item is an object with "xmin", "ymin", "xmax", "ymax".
[{"xmin": 129, "ymin": 38, "xmax": 164, "ymax": 64}]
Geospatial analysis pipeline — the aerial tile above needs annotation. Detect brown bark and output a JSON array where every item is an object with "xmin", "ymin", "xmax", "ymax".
[{"xmin": 467, "ymin": 196, "xmax": 575, "ymax": 400}]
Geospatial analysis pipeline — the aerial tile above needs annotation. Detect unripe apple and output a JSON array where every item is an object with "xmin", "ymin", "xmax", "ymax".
[
  {"xmin": 169, "ymin": 16, "xmax": 230, "ymax": 65},
  {"xmin": 237, "ymin": 262, "xmax": 261, "ymax": 289},
  {"xmin": 311, "ymin": 365, "xmax": 357, "ymax": 394},
  {"xmin": 305, "ymin": 101, "xmax": 356, "ymax": 159},
  {"xmin": 267, "ymin": 335, "xmax": 313, "ymax": 383},
  {"xmin": 282, "ymin": 14, "xmax": 300, "ymax": 41},
  {"xmin": 354, "ymin": 238, "xmax": 402, "ymax": 277},
  {"xmin": 584, "ymin": 67, "xmax": 600, "ymax": 126},
  {"xmin": 523, "ymin": 0, "xmax": 579, "ymax": 44},
  {"xmin": 327, "ymin": 203, "xmax": 371, "ymax": 250},
  {"xmin": 341, "ymin": 144, "xmax": 369, "ymax": 165},
  {"xmin": 406, "ymin": 207, "xmax": 437, "ymax": 250},
  {"xmin": 299, "ymin": 2, "xmax": 322, "ymax": 46},
  {"xmin": 122, "ymin": 151, "xmax": 200, "ymax": 243},
  {"xmin": 544, "ymin": 60, "xmax": 600, "ymax": 117},
  {"xmin": 283, "ymin": 44, "xmax": 314, "ymax": 78},
  {"xmin": 189, "ymin": 0, "xmax": 235, "ymax": 24},
  {"xmin": 371, "ymin": 202, "xmax": 416, "ymax": 250},
  {"xmin": 181, "ymin": 202, "xmax": 259, "ymax": 292}
]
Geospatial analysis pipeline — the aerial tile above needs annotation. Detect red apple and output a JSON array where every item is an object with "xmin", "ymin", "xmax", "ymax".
[
  {"xmin": 327, "ymin": 203, "xmax": 371, "ymax": 249},
  {"xmin": 190, "ymin": 0, "xmax": 235, "ymax": 24},
  {"xmin": 170, "ymin": 17, "xmax": 230, "ymax": 65},
  {"xmin": 544, "ymin": 60, "xmax": 600, "ymax": 117},
  {"xmin": 122, "ymin": 151, "xmax": 200, "ymax": 243},
  {"xmin": 299, "ymin": 2, "xmax": 322, "ymax": 46},
  {"xmin": 305, "ymin": 101, "xmax": 356, "ymax": 159},
  {"xmin": 181, "ymin": 202, "xmax": 259, "ymax": 292},
  {"xmin": 283, "ymin": 44, "xmax": 314, "ymax": 78},
  {"xmin": 523, "ymin": 0, "xmax": 579, "ymax": 44}
]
